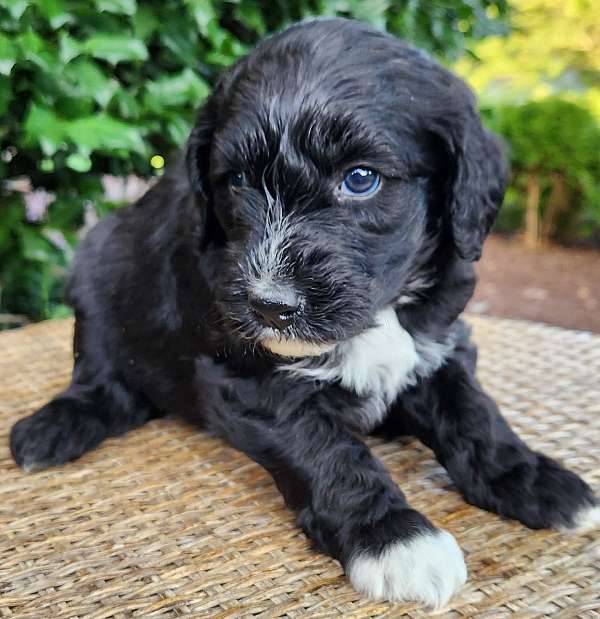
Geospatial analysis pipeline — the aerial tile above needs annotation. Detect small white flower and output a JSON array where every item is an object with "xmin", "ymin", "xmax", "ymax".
[
  {"xmin": 5, "ymin": 177, "xmax": 32, "ymax": 193},
  {"xmin": 24, "ymin": 189, "xmax": 56, "ymax": 222},
  {"xmin": 101, "ymin": 175, "xmax": 154, "ymax": 203},
  {"xmin": 101, "ymin": 174, "xmax": 127, "ymax": 202},
  {"xmin": 123, "ymin": 174, "xmax": 153, "ymax": 202}
]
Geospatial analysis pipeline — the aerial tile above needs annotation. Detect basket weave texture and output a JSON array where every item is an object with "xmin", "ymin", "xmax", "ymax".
[{"xmin": 0, "ymin": 316, "xmax": 599, "ymax": 618}]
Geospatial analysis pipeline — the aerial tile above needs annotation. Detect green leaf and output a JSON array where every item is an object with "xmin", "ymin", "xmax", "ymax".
[
  {"xmin": 113, "ymin": 88, "xmax": 142, "ymax": 119},
  {"xmin": 205, "ymin": 50, "xmax": 238, "ymax": 66},
  {"xmin": 55, "ymin": 94, "xmax": 95, "ymax": 117},
  {"xmin": 0, "ymin": 33, "xmax": 17, "ymax": 75},
  {"xmin": 80, "ymin": 34, "xmax": 148, "ymax": 64},
  {"xmin": 64, "ymin": 58, "xmax": 118, "ymax": 107},
  {"xmin": 95, "ymin": 0, "xmax": 137, "ymax": 15},
  {"xmin": 132, "ymin": 5, "xmax": 159, "ymax": 40},
  {"xmin": 204, "ymin": 20, "xmax": 228, "ymax": 48},
  {"xmin": 0, "ymin": 0, "xmax": 29, "ymax": 20},
  {"xmin": 66, "ymin": 151, "xmax": 92, "ymax": 172},
  {"xmin": 17, "ymin": 29, "xmax": 46, "ymax": 57},
  {"xmin": 23, "ymin": 104, "xmax": 67, "ymax": 156},
  {"xmin": 159, "ymin": 20, "xmax": 199, "ymax": 65},
  {"xmin": 32, "ymin": 0, "xmax": 72, "ymax": 29},
  {"xmin": 144, "ymin": 68, "xmax": 209, "ymax": 112},
  {"xmin": 19, "ymin": 227, "xmax": 56, "ymax": 263},
  {"xmin": 234, "ymin": 4, "xmax": 266, "ymax": 35},
  {"xmin": 40, "ymin": 158, "xmax": 55, "ymax": 172},
  {"xmin": 65, "ymin": 114, "xmax": 148, "ymax": 155},
  {"xmin": 17, "ymin": 29, "xmax": 61, "ymax": 74},
  {"xmin": 58, "ymin": 32, "xmax": 81, "ymax": 63},
  {"xmin": 184, "ymin": 0, "xmax": 217, "ymax": 34},
  {"xmin": 166, "ymin": 116, "xmax": 192, "ymax": 146}
]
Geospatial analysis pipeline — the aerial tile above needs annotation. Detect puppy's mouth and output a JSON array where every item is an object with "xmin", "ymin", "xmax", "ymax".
[{"xmin": 258, "ymin": 329, "xmax": 335, "ymax": 358}]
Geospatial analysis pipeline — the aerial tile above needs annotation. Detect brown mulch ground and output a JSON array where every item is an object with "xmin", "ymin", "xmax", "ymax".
[{"xmin": 470, "ymin": 234, "xmax": 600, "ymax": 333}]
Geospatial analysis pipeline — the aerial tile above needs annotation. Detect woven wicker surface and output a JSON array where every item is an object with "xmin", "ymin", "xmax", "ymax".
[{"xmin": 0, "ymin": 317, "xmax": 598, "ymax": 619}]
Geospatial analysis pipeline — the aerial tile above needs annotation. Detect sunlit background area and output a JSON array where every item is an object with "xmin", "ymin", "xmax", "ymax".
[{"xmin": 1, "ymin": 0, "xmax": 599, "ymax": 331}]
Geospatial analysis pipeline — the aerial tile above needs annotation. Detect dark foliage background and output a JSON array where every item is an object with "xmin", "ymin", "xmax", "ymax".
[{"xmin": 1, "ymin": 0, "xmax": 511, "ymax": 325}]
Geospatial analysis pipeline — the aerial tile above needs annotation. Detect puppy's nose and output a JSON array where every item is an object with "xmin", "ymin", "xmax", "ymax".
[{"xmin": 249, "ymin": 288, "xmax": 300, "ymax": 330}]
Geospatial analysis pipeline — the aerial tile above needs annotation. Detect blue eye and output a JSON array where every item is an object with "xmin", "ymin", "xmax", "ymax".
[
  {"xmin": 339, "ymin": 167, "xmax": 381, "ymax": 197},
  {"xmin": 229, "ymin": 172, "xmax": 246, "ymax": 190}
]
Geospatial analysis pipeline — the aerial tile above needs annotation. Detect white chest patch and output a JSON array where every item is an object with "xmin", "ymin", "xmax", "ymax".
[
  {"xmin": 282, "ymin": 307, "xmax": 425, "ymax": 428},
  {"xmin": 334, "ymin": 306, "xmax": 419, "ymax": 402}
]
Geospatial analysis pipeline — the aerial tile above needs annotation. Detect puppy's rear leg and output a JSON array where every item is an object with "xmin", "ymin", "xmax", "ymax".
[{"xmin": 10, "ymin": 318, "xmax": 159, "ymax": 471}]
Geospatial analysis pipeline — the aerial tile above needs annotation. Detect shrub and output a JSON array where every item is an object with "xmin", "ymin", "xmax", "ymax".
[
  {"xmin": 483, "ymin": 98, "xmax": 600, "ymax": 246},
  {"xmin": 0, "ymin": 0, "xmax": 508, "ymax": 325}
]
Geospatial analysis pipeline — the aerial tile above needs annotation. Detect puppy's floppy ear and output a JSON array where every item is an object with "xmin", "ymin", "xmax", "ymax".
[
  {"xmin": 185, "ymin": 99, "xmax": 216, "ymax": 199},
  {"xmin": 444, "ymin": 103, "xmax": 508, "ymax": 262},
  {"xmin": 185, "ymin": 97, "xmax": 228, "ymax": 246}
]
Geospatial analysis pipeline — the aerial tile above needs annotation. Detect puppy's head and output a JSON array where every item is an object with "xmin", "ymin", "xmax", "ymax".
[{"xmin": 186, "ymin": 18, "xmax": 507, "ymax": 357}]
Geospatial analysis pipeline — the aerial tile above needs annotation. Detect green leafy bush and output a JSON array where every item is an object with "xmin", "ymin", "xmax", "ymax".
[
  {"xmin": 483, "ymin": 98, "xmax": 600, "ymax": 245},
  {"xmin": 0, "ymin": 0, "xmax": 509, "ymax": 325}
]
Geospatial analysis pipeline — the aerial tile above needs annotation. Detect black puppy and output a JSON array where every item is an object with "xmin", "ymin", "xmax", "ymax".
[{"xmin": 11, "ymin": 18, "xmax": 599, "ymax": 608}]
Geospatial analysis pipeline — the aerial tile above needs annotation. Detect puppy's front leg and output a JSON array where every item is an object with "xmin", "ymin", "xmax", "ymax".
[
  {"xmin": 203, "ymin": 383, "xmax": 466, "ymax": 608},
  {"xmin": 396, "ymin": 355, "xmax": 599, "ymax": 533}
]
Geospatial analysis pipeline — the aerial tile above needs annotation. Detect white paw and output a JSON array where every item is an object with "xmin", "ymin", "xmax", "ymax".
[
  {"xmin": 347, "ymin": 529, "xmax": 467, "ymax": 609},
  {"xmin": 560, "ymin": 504, "xmax": 600, "ymax": 534}
]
